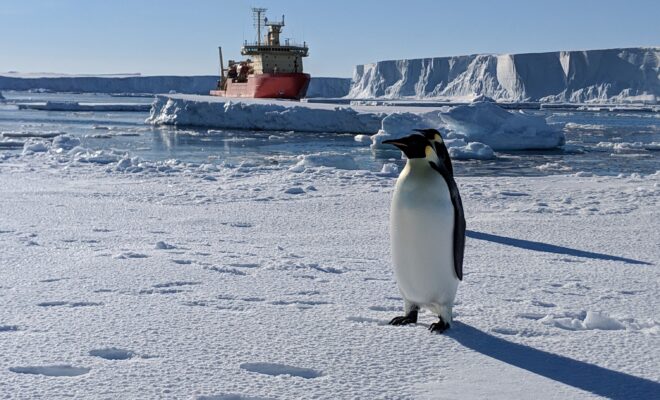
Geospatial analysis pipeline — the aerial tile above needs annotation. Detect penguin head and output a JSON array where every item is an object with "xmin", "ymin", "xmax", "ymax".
[
  {"xmin": 382, "ymin": 134, "xmax": 433, "ymax": 159},
  {"xmin": 415, "ymin": 129, "xmax": 444, "ymax": 149}
]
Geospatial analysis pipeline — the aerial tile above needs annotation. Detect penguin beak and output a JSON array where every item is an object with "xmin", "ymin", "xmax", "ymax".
[{"xmin": 382, "ymin": 139, "xmax": 407, "ymax": 150}]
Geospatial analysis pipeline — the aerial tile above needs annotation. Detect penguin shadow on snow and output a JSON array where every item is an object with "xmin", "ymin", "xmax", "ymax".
[
  {"xmin": 446, "ymin": 322, "xmax": 660, "ymax": 399},
  {"xmin": 466, "ymin": 230, "xmax": 652, "ymax": 265}
]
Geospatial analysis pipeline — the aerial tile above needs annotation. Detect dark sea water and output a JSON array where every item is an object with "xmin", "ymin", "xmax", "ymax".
[{"xmin": 1, "ymin": 92, "xmax": 658, "ymax": 176}]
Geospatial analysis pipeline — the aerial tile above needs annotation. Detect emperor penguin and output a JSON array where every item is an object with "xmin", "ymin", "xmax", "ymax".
[{"xmin": 383, "ymin": 133, "xmax": 466, "ymax": 333}]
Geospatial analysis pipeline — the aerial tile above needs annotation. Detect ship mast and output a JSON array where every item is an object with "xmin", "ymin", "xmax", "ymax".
[{"xmin": 252, "ymin": 7, "xmax": 267, "ymax": 45}]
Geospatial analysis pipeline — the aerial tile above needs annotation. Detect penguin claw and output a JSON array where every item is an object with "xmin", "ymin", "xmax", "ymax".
[
  {"xmin": 429, "ymin": 320, "xmax": 450, "ymax": 333},
  {"xmin": 389, "ymin": 315, "xmax": 417, "ymax": 326}
]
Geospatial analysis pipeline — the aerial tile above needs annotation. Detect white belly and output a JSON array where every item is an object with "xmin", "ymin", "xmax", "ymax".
[{"xmin": 390, "ymin": 163, "xmax": 459, "ymax": 316}]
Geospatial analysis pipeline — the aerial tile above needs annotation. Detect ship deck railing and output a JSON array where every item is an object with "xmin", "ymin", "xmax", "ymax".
[{"xmin": 241, "ymin": 43, "xmax": 309, "ymax": 56}]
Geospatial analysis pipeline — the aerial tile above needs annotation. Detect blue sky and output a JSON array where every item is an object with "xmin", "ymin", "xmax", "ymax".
[{"xmin": 1, "ymin": 0, "xmax": 658, "ymax": 77}]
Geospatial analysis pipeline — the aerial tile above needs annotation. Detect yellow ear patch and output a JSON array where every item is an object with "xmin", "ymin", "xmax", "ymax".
[
  {"xmin": 434, "ymin": 133, "xmax": 443, "ymax": 143},
  {"xmin": 425, "ymin": 145, "xmax": 434, "ymax": 158}
]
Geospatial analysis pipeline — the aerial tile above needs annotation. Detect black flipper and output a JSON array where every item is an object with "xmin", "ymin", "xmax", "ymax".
[{"xmin": 429, "ymin": 161, "xmax": 466, "ymax": 281}]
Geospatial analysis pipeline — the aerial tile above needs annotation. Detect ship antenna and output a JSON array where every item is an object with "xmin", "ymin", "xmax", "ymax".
[{"xmin": 252, "ymin": 7, "xmax": 267, "ymax": 45}]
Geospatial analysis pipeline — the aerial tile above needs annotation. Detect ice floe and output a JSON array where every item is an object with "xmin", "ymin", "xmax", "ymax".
[{"xmin": 148, "ymin": 96, "xmax": 564, "ymax": 160}]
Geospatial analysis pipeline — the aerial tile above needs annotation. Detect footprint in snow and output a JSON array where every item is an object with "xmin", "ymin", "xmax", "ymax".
[
  {"xmin": 204, "ymin": 266, "xmax": 246, "ymax": 276},
  {"xmin": 69, "ymin": 301, "xmax": 103, "ymax": 307},
  {"xmin": 346, "ymin": 316, "xmax": 390, "ymax": 326},
  {"xmin": 503, "ymin": 298, "xmax": 524, "ymax": 303},
  {"xmin": 491, "ymin": 327, "xmax": 519, "ymax": 335},
  {"xmin": 182, "ymin": 300, "xmax": 211, "ymax": 307},
  {"xmin": 239, "ymin": 362, "xmax": 322, "ymax": 379},
  {"xmin": 172, "ymin": 259, "xmax": 193, "ymax": 265},
  {"xmin": 114, "ymin": 251, "xmax": 149, "ymax": 259},
  {"xmin": 89, "ymin": 348, "xmax": 135, "ymax": 360},
  {"xmin": 228, "ymin": 222, "xmax": 252, "ymax": 228},
  {"xmin": 37, "ymin": 301, "xmax": 103, "ymax": 307},
  {"xmin": 0, "ymin": 325, "xmax": 19, "ymax": 332},
  {"xmin": 152, "ymin": 281, "xmax": 201, "ymax": 288},
  {"xmin": 284, "ymin": 187, "xmax": 305, "ymax": 195},
  {"xmin": 241, "ymin": 297, "xmax": 266, "ymax": 302},
  {"xmin": 196, "ymin": 394, "xmax": 275, "ymax": 400},
  {"xmin": 286, "ymin": 290, "xmax": 321, "ymax": 296},
  {"xmin": 155, "ymin": 241, "xmax": 176, "ymax": 250},
  {"xmin": 9, "ymin": 365, "xmax": 90, "ymax": 377},
  {"xmin": 138, "ymin": 288, "xmax": 186, "ymax": 295},
  {"xmin": 499, "ymin": 191, "xmax": 530, "ymax": 197},
  {"xmin": 40, "ymin": 277, "xmax": 68, "ymax": 283},
  {"xmin": 516, "ymin": 312, "xmax": 546, "ymax": 320},
  {"xmin": 369, "ymin": 305, "xmax": 402, "ymax": 312},
  {"xmin": 269, "ymin": 300, "xmax": 331, "ymax": 307},
  {"xmin": 532, "ymin": 300, "xmax": 557, "ymax": 308},
  {"xmin": 229, "ymin": 263, "xmax": 260, "ymax": 269}
]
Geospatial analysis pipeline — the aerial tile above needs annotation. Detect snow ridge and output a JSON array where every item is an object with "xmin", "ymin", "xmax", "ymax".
[{"xmin": 348, "ymin": 47, "xmax": 660, "ymax": 103}]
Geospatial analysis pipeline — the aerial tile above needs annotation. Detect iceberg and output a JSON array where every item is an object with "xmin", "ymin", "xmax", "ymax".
[
  {"xmin": 147, "ymin": 94, "xmax": 384, "ymax": 134},
  {"xmin": 148, "ymin": 95, "xmax": 564, "ymax": 154},
  {"xmin": 348, "ymin": 47, "xmax": 660, "ymax": 103},
  {"xmin": 438, "ymin": 102, "xmax": 565, "ymax": 150},
  {"xmin": 370, "ymin": 102, "xmax": 563, "ymax": 157}
]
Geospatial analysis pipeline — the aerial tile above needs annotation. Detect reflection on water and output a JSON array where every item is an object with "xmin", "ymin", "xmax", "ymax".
[{"xmin": 1, "ymin": 92, "xmax": 658, "ymax": 176}]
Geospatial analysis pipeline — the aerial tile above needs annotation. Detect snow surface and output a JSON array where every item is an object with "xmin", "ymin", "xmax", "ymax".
[
  {"xmin": 0, "ymin": 141, "xmax": 658, "ymax": 399},
  {"xmin": 348, "ymin": 47, "xmax": 660, "ymax": 103},
  {"xmin": 148, "ymin": 95, "xmax": 564, "ymax": 158}
]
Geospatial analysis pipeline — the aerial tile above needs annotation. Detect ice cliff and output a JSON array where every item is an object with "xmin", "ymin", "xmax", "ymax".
[
  {"xmin": 348, "ymin": 47, "xmax": 660, "ymax": 103},
  {"xmin": 306, "ymin": 77, "xmax": 351, "ymax": 98},
  {"xmin": 0, "ymin": 73, "xmax": 350, "ymax": 97},
  {"xmin": 0, "ymin": 74, "xmax": 219, "ymax": 94}
]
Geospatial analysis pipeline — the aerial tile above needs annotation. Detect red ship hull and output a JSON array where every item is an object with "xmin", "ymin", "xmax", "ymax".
[{"xmin": 210, "ymin": 73, "xmax": 310, "ymax": 100}]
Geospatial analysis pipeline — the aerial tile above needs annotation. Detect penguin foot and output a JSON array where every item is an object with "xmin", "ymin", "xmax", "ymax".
[
  {"xmin": 389, "ymin": 310, "xmax": 418, "ymax": 326},
  {"xmin": 429, "ymin": 318, "xmax": 450, "ymax": 333}
]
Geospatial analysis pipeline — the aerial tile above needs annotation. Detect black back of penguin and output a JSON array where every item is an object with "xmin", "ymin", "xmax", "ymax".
[{"xmin": 428, "ymin": 161, "xmax": 465, "ymax": 280}]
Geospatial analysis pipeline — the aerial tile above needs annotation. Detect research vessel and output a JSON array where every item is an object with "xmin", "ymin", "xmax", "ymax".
[{"xmin": 210, "ymin": 8, "xmax": 310, "ymax": 100}]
